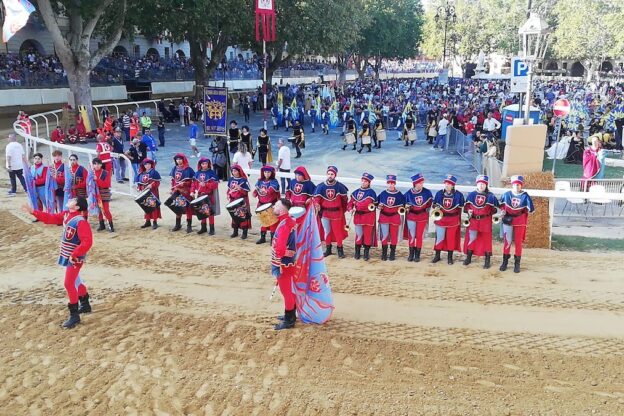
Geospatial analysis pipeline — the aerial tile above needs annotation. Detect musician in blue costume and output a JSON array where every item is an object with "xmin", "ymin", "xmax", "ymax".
[
  {"xmin": 377, "ymin": 175, "xmax": 406, "ymax": 261},
  {"xmin": 226, "ymin": 164, "xmax": 252, "ymax": 239},
  {"xmin": 136, "ymin": 158, "xmax": 162, "ymax": 229},
  {"xmin": 432, "ymin": 174, "xmax": 465, "ymax": 265},
  {"xmin": 463, "ymin": 175, "xmax": 500, "ymax": 269},
  {"xmin": 191, "ymin": 157, "xmax": 220, "ymax": 235},
  {"xmin": 403, "ymin": 173, "xmax": 433, "ymax": 262},
  {"xmin": 169, "ymin": 153, "xmax": 195, "ymax": 233},
  {"xmin": 285, "ymin": 166, "xmax": 316, "ymax": 208},
  {"xmin": 499, "ymin": 175, "xmax": 535, "ymax": 273},
  {"xmin": 253, "ymin": 165, "xmax": 281, "ymax": 244},
  {"xmin": 346, "ymin": 172, "xmax": 377, "ymax": 261},
  {"xmin": 313, "ymin": 166, "xmax": 349, "ymax": 258}
]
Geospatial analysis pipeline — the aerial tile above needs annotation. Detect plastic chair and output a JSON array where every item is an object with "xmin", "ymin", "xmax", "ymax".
[
  {"xmin": 555, "ymin": 181, "xmax": 585, "ymax": 215},
  {"xmin": 585, "ymin": 184, "xmax": 612, "ymax": 216}
]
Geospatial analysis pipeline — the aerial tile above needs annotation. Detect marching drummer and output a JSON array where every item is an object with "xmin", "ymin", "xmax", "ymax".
[
  {"xmin": 191, "ymin": 157, "xmax": 220, "ymax": 235},
  {"xmin": 431, "ymin": 174, "xmax": 465, "ymax": 264},
  {"xmin": 226, "ymin": 164, "xmax": 252, "ymax": 239},
  {"xmin": 136, "ymin": 158, "xmax": 161, "ymax": 230},
  {"xmin": 347, "ymin": 173, "xmax": 377, "ymax": 261},
  {"xmin": 253, "ymin": 165, "xmax": 280, "ymax": 244},
  {"xmin": 285, "ymin": 166, "xmax": 316, "ymax": 207},
  {"xmin": 169, "ymin": 154, "xmax": 195, "ymax": 233},
  {"xmin": 341, "ymin": 115, "xmax": 357, "ymax": 151},
  {"xmin": 373, "ymin": 117, "xmax": 384, "ymax": 149},
  {"xmin": 402, "ymin": 111, "xmax": 417, "ymax": 146},
  {"xmin": 357, "ymin": 120, "xmax": 372, "ymax": 153}
]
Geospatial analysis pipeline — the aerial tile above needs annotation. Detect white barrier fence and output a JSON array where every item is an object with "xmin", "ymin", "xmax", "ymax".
[{"xmin": 13, "ymin": 97, "xmax": 624, "ymax": 242}]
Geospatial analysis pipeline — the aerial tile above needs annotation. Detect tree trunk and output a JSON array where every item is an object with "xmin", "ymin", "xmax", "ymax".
[
  {"xmin": 189, "ymin": 38, "xmax": 207, "ymax": 99},
  {"xmin": 353, "ymin": 55, "xmax": 367, "ymax": 80},
  {"xmin": 67, "ymin": 67, "xmax": 95, "ymax": 132}
]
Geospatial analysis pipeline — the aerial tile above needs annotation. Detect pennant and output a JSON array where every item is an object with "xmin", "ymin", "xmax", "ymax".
[
  {"xmin": 255, "ymin": 0, "xmax": 277, "ymax": 42},
  {"xmin": 2, "ymin": 0, "xmax": 35, "ymax": 43},
  {"xmin": 21, "ymin": 158, "xmax": 39, "ymax": 210},
  {"xmin": 63, "ymin": 163, "xmax": 72, "ymax": 210},
  {"xmin": 86, "ymin": 167, "xmax": 101, "ymax": 217},
  {"xmin": 293, "ymin": 206, "xmax": 334, "ymax": 324},
  {"xmin": 44, "ymin": 166, "xmax": 58, "ymax": 213}
]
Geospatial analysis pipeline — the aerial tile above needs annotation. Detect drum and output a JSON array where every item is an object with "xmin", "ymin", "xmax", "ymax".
[
  {"xmin": 362, "ymin": 135, "xmax": 371, "ymax": 145},
  {"xmin": 164, "ymin": 191, "xmax": 189, "ymax": 215},
  {"xmin": 408, "ymin": 130, "xmax": 417, "ymax": 142},
  {"xmin": 135, "ymin": 188, "xmax": 160, "ymax": 214},
  {"xmin": 345, "ymin": 132, "xmax": 356, "ymax": 145},
  {"xmin": 289, "ymin": 206, "xmax": 306, "ymax": 219},
  {"xmin": 376, "ymin": 129, "xmax": 386, "ymax": 142},
  {"xmin": 226, "ymin": 197, "xmax": 250, "ymax": 225},
  {"xmin": 255, "ymin": 203, "xmax": 278, "ymax": 228},
  {"xmin": 190, "ymin": 195, "xmax": 213, "ymax": 220}
]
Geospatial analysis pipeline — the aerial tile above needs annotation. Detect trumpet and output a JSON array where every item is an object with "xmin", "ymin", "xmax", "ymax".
[
  {"xmin": 345, "ymin": 210, "xmax": 354, "ymax": 232},
  {"xmin": 398, "ymin": 206, "xmax": 406, "ymax": 215},
  {"xmin": 367, "ymin": 203, "xmax": 376, "ymax": 212},
  {"xmin": 430, "ymin": 206, "xmax": 443, "ymax": 220},
  {"xmin": 492, "ymin": 209, "xmax": 504, "ymax": 224},
  {"xmin": 461, "ymin": 213, "xmax": 471, "ymax": 227}
]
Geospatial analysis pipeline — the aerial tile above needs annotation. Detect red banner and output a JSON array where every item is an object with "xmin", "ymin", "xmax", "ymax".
[{"xmin": 255, "ymin": 0, "xmax": 276, "ymax": 42}]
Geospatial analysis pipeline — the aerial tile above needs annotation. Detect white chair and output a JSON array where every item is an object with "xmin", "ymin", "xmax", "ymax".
[
  {"xmin": 586, "ymin": 184, "xmax": 613, "ymax": 216},
  {"xmin": 555, "ymin": 181, "xmax": 585, "ymax": 215}
]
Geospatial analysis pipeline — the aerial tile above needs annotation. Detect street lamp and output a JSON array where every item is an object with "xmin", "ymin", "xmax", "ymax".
[
  {"xmin": 518, "ymin": 12, "xmax": 551, "ymax": 124},
  {"xmin": 434, "ymin": 0, "xmax": 457, "ymax": 69}
]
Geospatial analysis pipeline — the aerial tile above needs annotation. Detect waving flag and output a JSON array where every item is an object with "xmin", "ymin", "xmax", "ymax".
[
  {"xmin": 293, "ymin": 206, "xmax": 334, "ymax": 324},
  {"xmin": 277, "ymin": 91, "xmax": 284, "ymax": 126},
  {"xmin": 86, "ymin": 167, "xmax": 101, "ymax": 217},
  {"xmin": 328, "ymin": 100, "xmax": 340, "ymax": 129},
  {"xmin": 43, "ymin": 166, "xmax": 57, "ymax": 213},
  {"xmin": 21, "ymin": 158, "xmax": 38, "ymax": 209},
  {"xmin": 63, "ymin": 163, "xmax": 72, "ymax": 209},
  {"xmin": 2, "ymin": 0, "xmax": 35, "ymax": 42}
]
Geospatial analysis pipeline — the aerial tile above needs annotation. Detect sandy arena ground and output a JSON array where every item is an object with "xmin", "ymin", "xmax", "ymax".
[{"xmin": 1, "ymin": 174, "xmax": 624, "ymax": 416}]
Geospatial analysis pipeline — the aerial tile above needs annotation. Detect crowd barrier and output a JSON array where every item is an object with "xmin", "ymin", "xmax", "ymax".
[{"xmin": 13, "ymin": 98, "xmax": 624, "ymax": 239}]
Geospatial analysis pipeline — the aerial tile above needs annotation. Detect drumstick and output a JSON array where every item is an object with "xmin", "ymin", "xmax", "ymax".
[{"xmin": 268, "ymin": 281, "xmax": 278, "ymax": 301}]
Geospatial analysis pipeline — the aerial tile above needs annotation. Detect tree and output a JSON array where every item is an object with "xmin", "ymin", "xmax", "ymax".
[
  {"xmin": 36, "ymin": 0, "xmax": 128, "ymax": 126},
  {"xmin": 355, "ymin": 0, "xmax": 425, "ymax": 79},
  {"xmin": 552, "ymin": 0, "xmax": 623, "ymax": 81}
]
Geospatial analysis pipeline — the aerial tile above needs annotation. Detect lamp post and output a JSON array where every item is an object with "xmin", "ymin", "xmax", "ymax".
[
  {"xmin": 434, "ymin": 0, "xmax": 457, "ymax": 69},
  {"xmin": 518, "ymin": 12, "xmax": 551, "ymax": 125}
]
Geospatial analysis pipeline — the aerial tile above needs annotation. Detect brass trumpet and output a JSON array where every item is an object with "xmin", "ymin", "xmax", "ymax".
[
  {"xmin": 430, "ymin": 206, "xmax": 443, "ymax": 220},
  {"xmin": 462, "ymin": 209, "xmax": 473, "ymax": 227},
  {"xmin": 492, "ymin": 209, "xmax": 503, "ymax": 224},
  {"xmin": 398, "ymin": 206, "xmax": 406, "ymax": 215},
  {"xmin": 368, "ymin": 203, "xmax": 376, "ymax": 212}
]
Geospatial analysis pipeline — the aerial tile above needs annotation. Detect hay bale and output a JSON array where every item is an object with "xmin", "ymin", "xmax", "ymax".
[{"xmin": 501, "ymin": 172, "xmax": 554, "ymax": 249}]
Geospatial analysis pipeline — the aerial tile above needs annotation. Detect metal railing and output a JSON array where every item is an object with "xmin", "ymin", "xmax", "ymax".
[
  {"xmin": 554, "ymin": 178, "xmax": 624, "ymax": 217},
  {"xmin": 446, "ymin": 126, "xmax": 487, "ymax": 173}
]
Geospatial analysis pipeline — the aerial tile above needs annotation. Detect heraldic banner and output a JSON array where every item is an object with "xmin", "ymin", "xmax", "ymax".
[{"xmin": 203, "ymin": 87, "xmax": 228, "ymax": 136}]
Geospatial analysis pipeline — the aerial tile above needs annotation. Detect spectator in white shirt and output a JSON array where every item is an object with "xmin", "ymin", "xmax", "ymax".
[
  {"xmin": 232, "ymin": 143, "xmax": 253, "ymax": 172},
  {"xmin": 433, "ymin": 114, "xmax": 449, "ymax": 150},
  {"xmin": 5, "ymin": 133, "xmax": 27, "ymax": 196},
  {"xmin": 276, "ymin": 139, "xmax": 291, "ymax": 194},
  {"xmin": 483, "ymin": 112, "xmax": 501, "ymax": 138}
]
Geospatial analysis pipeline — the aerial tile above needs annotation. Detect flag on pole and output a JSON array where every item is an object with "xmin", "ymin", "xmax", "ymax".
[
  {"xmin": 86, "ymin": 167, "xmax": 101, "ymax": 217},
  {"xmin": 293, "ymin": 206, "xmax": 334, "ymax": 324},
  {"xmin": 255, "ymin": 0, "xmax": 277, "ymax": 42},
  {"xmin": 21, "ymin": 157, "xmax": 39, "ymax": 210},
  {"xmin": 2, "ymin": 0, "xmax": 35, "ymax": 43},
  {"xmin": 43, "ymin": 166, "xmax": 57, "ymax": 213}
]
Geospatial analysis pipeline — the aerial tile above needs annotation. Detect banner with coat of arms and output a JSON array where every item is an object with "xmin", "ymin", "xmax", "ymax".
[{"xmin": 203, "ymin": 87, "xmax": 228, "ymax": 136}]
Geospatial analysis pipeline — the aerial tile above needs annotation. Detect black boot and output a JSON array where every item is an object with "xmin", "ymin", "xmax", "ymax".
[
  {"xmin": 342, "ymin": 145, "xmax": 346, "ymax": 151},
  {"xmin": 241, "ymin": 229, "xmax": 248, "ymax": 240},
  {"xmin": 408, "ymin": 247, "xmax": 415, "ymax": 262},
  {"xmin": 381, "ymin": 245, "xmax": 388, "ymax": 261},
  {"xmin": 171, "ymin": 217, "xmax": 182, "ymax": 232},
  {"xmin": 354, "ymin": 244, "xmax": 361, "ymax": 260},
  {"xmin": 274, "ymin": 309, "xmax": 296, "ymax": 330},
  {"xmin": 270, "ymin": 232, "xmax": 274, "ymax": 243},
  {"xmin": 483, "ymin": 253, "xmax": 491, "ymax": 269},
  {"xmin": 404, "ymin": 141, "xmax": 409, "ymax": 146},
  {"xmin": 463, "ymin": 250, "xmax": 473, "ymax": 266},
  {"xmin": 447, "ymin": 251, "xmax": 454, "ymax": 265},
  {"xmin": 140, "ymin": 220, "xmax": 151, "ymax": 229},
  {"xmin": 209, "ymin": 224, "xmax": 215, "ymax": 235},
  {"xmin": 152, "ymin": 221, "xmax": 158, "ymax": 230},
  {"xmin": 197, "ymin": 223, "xmax": 208, "ymax": 235},
  {"xmin": 186, "ymin": 219, "xmax": 193, "ymax": 233},
  {"xmin": 389, "ymin": 245, "xmax": 396, "ymax": 261},
  {"xmin": 108, "ymin": 220, "xmax": 114, "ymax": 233},
  {"xmin": 363, "ymin": 245, "xmax": 370, "ymax": 261},
  {"xmin": 367, "ymin": 146, "xmax": 371, "ymax": 152},
  {"xmin": 352, "ymin": 145, "xmax": 356, "ymax": 150},
  {"xmin": 337, "ymin": 246, "xmax": 345, "ymax": 259},
  {"xmin": 97, "ymin": 220, "xmax": 106, "ymax": 231},
  {"xmin": 431, "ymin": 250, "xmax": 441, "ymax": 263},
  {"xmin": 230, "ymin": 227, "xmax": 239, "ymax": 238},
  {"xmin": 357, "ymin": 148, "xmax": 362, "ymax": 153},
  {"xmin": 77, "ymin": 294, "xmax": 92, "ymax": 314},
  {"xmin": 499, "ymin": 254, "xmax": 510, "ymax": 271},
  {"xmin": 414, "ymin": 247, "xmax": 421, "ymax": 262},
  {"xmin": 323, "ymin": 244, "xmax": 333, "ymax": 257},
  {"xmin": 62, "ymin": 303, "xmax": 80, "ymax": 329},
  {"xmin": 256, "ymin": 231, "xmax": 267, "ymax": 244},
  {"xmin": 513, "ymin": 256, "xmax": 522, "ymax": 273}
]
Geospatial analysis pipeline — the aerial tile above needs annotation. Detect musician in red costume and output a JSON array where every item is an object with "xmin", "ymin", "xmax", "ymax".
[
  {"xmin": 347, "ymin": 172, "xmax": 377, "ymax": 261},
  {"xmin": 313, "ymin": 166, "xmax": 349, "ymax": 258},
  {"xmin": 68, "ymin": 154, "xmax": 87, "ymax": 198},
  {"xmin": 253, "ymin": 165, "xmax": 281, "ymax": 244},
  {"xmin": 462, "ymin": 175, "xmax": 499, "ymax": 268},
  {"xmin": 95, "ymin": 134, "xmax": 113, "ymax": 173},
  {"xmin": 271, "ymin": 198, "xmax": 298, "ymax": 330},
  {"xmin": 499, "ymin": 175, "xmax": 535, "ymax": 273},
  {"xmin": 190, "ymin": 157, "xmax": 219, "ymax": 235},
  {"xmin": 50, "ymin": 150, "xmax": 65, "ymax": 212},
  {"xmin": 377, "ymin": 175, "xmax": 406, "ymax": 261},
  {"xmin": 50, "ymin": 126, "xmax": 65, "ymax": 143},
  {"xmin": 169, "ymin": 153, "xmax": 195, "ymax": 233},
  {"xmin": 226, "ymin": 164, "xmax": 252, "ymax": 239},
  {"xmin": 91, "ymin": 158, "xmax": 114, "ymax": 232},
  {"xmin": 403, "ymin": 173, "xmax": 433, "ymax": 262},
  {"xmin": 23, "ymin": 197, "xmax": 93, "ymax": 329},
  {"xmin": 285, "ymin": 166, "xmax": 316, "ymax": 207},
  {"xmin": 431, "ymin": 174, "xmax": 465, "ymax": 265},
  {"xmin": 136, "ymin": 158, "xmax": 162, "ymax": 229}
]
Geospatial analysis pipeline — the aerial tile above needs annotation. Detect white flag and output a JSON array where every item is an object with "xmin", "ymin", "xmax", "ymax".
[{"xmin": 2, "ymin": 0, "xmax": 35, "ymax": 43}]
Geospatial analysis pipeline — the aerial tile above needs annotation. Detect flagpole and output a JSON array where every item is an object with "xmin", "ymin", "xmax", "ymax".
[{"xmin": 263, "ymin": 40, "xmax": 267, "ymax": 130}]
